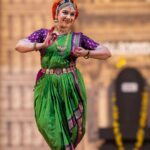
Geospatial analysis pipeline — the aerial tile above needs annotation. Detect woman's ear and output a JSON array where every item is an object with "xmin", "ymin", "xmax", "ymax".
[
  {"xmin": 55, "ymin": 14, "xmax": 57, "ymax": 18},
  {"xmin": 54, "ymin": 15, "xmax": 58, "ymax": 23}
]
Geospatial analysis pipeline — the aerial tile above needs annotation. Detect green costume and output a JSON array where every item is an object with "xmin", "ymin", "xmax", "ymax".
[
  {"xmin": 34, "ymin": 33, "xmax": 86, "ymax": 150},
  {"xmin": 27, "ymin": 28, "xmax": 99, "ymax": 150}
]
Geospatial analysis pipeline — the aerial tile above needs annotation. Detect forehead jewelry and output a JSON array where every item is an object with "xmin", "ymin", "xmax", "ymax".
[{"xmin": 56, "ymin": 1, "xmax": 76, "ymax": 15}]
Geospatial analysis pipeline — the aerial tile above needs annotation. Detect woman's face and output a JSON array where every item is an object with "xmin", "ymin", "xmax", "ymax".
[{"xmin": 57, "ymin": 5, "xmax": 76, "ymax": 29}]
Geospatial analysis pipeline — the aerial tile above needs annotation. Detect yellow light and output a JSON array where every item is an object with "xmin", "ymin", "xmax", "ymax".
[{"xmin": 116, "ymin": 57, "xmax": 127, "ymax": 69}]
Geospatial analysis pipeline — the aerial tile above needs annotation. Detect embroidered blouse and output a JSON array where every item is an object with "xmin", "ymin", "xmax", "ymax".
[{"xmin": 27, "ymin": 28, "xmax": 99, "ymax": 51}]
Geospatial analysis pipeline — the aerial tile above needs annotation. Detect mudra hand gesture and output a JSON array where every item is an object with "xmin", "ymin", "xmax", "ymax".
[
  {"xmin": 73, "ymin": 47, "xmax": 89, "ymax": 57},
  {"xmin": 43, "ymin": 26, "xmax": 58, "ymax": 48}
]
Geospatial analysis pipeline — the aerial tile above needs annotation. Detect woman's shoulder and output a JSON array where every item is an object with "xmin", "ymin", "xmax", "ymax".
[
  {"xmin": 38, "ymin": 28, "xmax": 49, "ymax": 33},
  {"xmin": 73, "ymin": 32, "xmax": 99, "ymax": 50},
  {"xmin": 37, "ymin": 28, "xmax": 49, "ymax": 36},
  {"xmin": 72, "ymin": 32, "xmax": 92, "ymax": 42},
  {"xmin": 73, "ymin": 32, "xmax": 83, "ymax": 36},
  {"xmin": 73, "ymin": 32, "xmax": 90, "ymax": 39},
  {"xmin": 72, "ymin": 32, "xmax": 84, "ymax": 41},
  {"xmin": 32, "ymin": 28, "xmax": 49, "ymax": 37},
  {"xmin": 27, "ymin": 28, "xmax": 49, "ymax": 42}
]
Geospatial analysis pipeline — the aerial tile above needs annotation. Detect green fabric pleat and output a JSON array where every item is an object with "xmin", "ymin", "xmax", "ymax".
[{"xmin": 34, "ymin": 33, "xmax": 87, "ymax": 150}]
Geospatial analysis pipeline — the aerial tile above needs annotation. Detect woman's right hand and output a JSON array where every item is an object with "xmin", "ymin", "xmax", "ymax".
[
  {"xmin": 15, "ymin": 26, "xmax": 58, "ymax": 53},
  {"xmin": 42, "ymin": 26, "xmax": 58, "ymax": 49}
]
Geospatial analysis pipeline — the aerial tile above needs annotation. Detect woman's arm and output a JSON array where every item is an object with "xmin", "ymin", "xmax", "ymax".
[
  {"xmin": 73, "ymin": 45, "xmax": 111, "ymax": 60},
  {"xmin": 15, "ymin": 39, "xmax": 45, "ymax": 53},
  {"xmin": 88, "ymin": 45, "xmax": 111, "ymax": 59},
  {"xmin": 15, "ymin": 27, "xmax": 56, "ymax": 53},
  {"xmin": 78, "ymin": 33, "xmax": 111, "ymax": 60}
]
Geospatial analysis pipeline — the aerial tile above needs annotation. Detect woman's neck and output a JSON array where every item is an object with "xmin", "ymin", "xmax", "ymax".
[{"xmin": 55, "ymin": 25, "xmax": 71, "ymax": 35}]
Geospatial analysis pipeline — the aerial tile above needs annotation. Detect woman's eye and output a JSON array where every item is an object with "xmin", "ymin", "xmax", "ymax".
[
  {"xmin": 70, "ymin": 13, "xmax": 75, "ymax": 16},
  {"xmin": 62, "ymin": 11, "xmax": 68, "ymax": 15}
]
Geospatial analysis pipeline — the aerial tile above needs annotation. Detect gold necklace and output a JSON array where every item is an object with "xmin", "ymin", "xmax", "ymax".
[
  {"xmin": 112, "ymin": 89, "xmax": 148, "ymax": 150},
  {"xmin": 55, "ymin": 32, "xmax": 70, "ymax": 52}
]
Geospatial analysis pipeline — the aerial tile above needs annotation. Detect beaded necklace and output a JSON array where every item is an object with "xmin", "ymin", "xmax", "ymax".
[{"xmin": 55, "ymin": 32, "xmax": 70, "ymax": 53}]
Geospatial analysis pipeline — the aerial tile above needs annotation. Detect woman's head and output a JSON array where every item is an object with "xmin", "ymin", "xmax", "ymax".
[
  {"xmin": 52, "ymin": 0, "xmax": 78, "ymax": 20},
  {"xmin": 52, "ymin": 0, "xmax": 78, "ymax": 29}
]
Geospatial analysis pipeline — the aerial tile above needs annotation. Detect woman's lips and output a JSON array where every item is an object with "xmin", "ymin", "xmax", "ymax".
[{"xmin": 63, "ymin": 19, "xmax": 71, "ymax": 24}]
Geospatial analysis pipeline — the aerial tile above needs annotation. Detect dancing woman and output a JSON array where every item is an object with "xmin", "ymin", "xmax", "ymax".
[{"xmin": 15, "ymin": 0, "xmax": 111, "ymax": 149}]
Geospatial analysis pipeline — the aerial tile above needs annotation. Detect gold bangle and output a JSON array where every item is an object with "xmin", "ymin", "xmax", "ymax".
[
  {"xmin": 84, "ymin": 50, "xmax": 90, "ymax": 59},
  {"xmin": 33, "ymin": 42, "xmax": 38, "ymax": 51}
]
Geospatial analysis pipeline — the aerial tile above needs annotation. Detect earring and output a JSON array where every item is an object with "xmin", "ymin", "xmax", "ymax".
[{"xmin": 54, "ymin": 19, "xmax": 58, "ymax": 23}]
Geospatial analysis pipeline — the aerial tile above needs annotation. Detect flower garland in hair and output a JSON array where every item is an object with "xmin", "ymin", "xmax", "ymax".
[{"xmin": 112, "ymin": 89, "xmax": 148, "ymax": 150}]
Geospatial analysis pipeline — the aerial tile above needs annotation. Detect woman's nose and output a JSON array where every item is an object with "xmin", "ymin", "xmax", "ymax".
[{"xmin": 66, "ymin": 14, "xmax": 71, "ymax": 19}]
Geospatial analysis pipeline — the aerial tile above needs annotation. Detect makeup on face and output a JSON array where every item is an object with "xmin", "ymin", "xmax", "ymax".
[
  {"xmin": 61, "ymin": 9, "xmax": 75, "ymax": 17},
  {"xmin": 58, "ymin": 6, "xmax": 76, "ymax": 23},
  {"xmin": 55, "ymin": 6, "xmax": 76, "ymax": 34}
]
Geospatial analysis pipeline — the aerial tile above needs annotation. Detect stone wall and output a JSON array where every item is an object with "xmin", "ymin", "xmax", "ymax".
[{"xmin": 0, "ymin": 0, "xmax": 150, "ymax": 150}]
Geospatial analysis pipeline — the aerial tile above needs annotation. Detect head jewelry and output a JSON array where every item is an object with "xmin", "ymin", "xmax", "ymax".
[{"xmin": 52, "ymin": 0, "xmax": 79, "ymax": 20}]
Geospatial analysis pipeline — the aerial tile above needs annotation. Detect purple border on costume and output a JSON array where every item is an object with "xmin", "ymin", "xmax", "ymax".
[
  {"xmin": 71, "ymin": 32, "xmax": 75, "ymax": 52},
  {"xmin": 71, "ymin": 71, "xmax": 83, "ymax": 102},
  {"xmin": 65, "ymin": 143, "xmax": 75, "ymax": 150},
  {"xmin": 70, "ymin": 71, "xmax": 85, "ymax": 147},
  {"xmin": 68, "ymin": 102, "xmax": 83, "ymax": 131},
  {"xmin": 69, "ymin": 32, "xmax": 80, "ymax": 61},
  {"xmin": 35, "ymin": 69, "xmax": 44, "ymax": 83},
  {"xmin": 71, "ymin": 32, "xmax": 82, "ymax": 51}
]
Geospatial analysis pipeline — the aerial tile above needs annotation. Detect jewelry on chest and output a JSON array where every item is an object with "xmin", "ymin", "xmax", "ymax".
[
  {"xmin": 55, "ymin": 32, "xmax": 70, "ymax": 53},
  {"xmin": 56, "ymin": 45, "xmax": 67, "ymax": 52}
]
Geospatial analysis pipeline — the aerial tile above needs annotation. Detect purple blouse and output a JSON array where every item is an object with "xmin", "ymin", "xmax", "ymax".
[{"xmin": 27, "ymin": 28, "xmax": 99, "ymax": 51}]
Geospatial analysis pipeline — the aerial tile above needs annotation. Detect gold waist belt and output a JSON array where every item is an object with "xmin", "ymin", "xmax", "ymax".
[{"xmin": 41, "ymin": 66, "xmax": 76, "ymax": 75}]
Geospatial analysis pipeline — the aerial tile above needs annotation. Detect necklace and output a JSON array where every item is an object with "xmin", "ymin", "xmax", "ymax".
[
  {"xmin": 112, "ymin": 89, "xmax": 148, "ymax": 150},
  {"xmin": 55, "ymin": 32, "xmax": 70, "ymax": 53}
]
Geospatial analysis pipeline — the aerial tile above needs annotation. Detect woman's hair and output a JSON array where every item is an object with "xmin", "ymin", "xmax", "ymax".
[{"xmin": 52, "ymin": 0, "xmax": 79, "ymax": 20}]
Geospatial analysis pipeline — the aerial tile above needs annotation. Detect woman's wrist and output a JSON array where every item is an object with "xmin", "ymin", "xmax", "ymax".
[
  {"xmin": 33, "ymin": 42, "xmax": 45, "ymax": 51},
  {"xmin": 33, "ymin": 42, "xmax": 38, "ymax": 51},
  {"xmin": 84, "ymin": 50, "xmax": 90, "ymax": 59}
]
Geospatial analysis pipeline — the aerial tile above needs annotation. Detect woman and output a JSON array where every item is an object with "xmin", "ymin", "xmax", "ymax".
[{"xmin": 15, "ymin": 0, "xmax": 111, "ymax": 149}]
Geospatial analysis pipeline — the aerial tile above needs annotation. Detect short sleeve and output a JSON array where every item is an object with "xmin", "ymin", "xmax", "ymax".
[
  {"xmin": 80, "ymin": 33, "xmax": 99, "ymax": 50},
  {"xmin": 27, "ymin": 28, "xmax": 48, "ymax": 43}
]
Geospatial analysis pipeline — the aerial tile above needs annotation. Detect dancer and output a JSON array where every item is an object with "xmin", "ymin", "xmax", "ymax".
[{"xmin": 15, "ymin": 0, "xmax": 111, "ymax": 149}]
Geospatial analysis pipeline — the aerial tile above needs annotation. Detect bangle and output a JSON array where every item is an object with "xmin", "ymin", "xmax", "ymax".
[
  {"xmin": 33, "ymin": 42, "xmax": 38, "ymax": 51},
  {"xmin": 84, "ymin": 50, "xmax": 90, "ymax": 59}
]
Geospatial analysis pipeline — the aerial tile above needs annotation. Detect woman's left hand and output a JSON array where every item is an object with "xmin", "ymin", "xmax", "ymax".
[
  {"xmin": 72, "ymin": 47, "xmax": 89, "ymax": 57},
  {"xmin": 72, "ymin": 45, "xmax": 111, "ymax": 60}
]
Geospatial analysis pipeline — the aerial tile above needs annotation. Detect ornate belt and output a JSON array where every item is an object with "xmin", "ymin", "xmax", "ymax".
[{"xmin": 41, "ymin": 66, "xmax": 76, "ymax": 75}]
